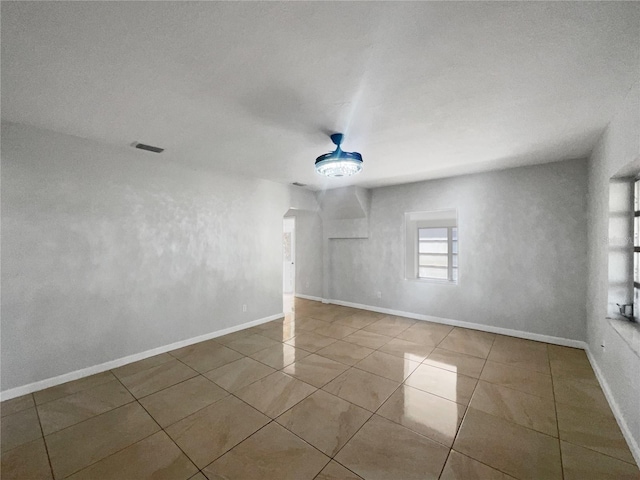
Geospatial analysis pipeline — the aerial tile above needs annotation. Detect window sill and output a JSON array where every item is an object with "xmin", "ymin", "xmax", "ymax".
[
  {"xmin": 405, "ymin": 278, "xmax": 458, "ymax": 286},
  {"xmin": 606, "ymin": 316, "xmax": 640, "ymax": 359}
]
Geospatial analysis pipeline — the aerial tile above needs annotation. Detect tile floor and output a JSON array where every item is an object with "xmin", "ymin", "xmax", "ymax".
[{"xmin": 1, "ymin": 298, "xmax": 639, "ymax": 479}]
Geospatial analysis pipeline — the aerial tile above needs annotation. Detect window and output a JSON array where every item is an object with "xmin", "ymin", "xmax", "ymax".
[
  {"xmin": 418, "ymin": 226, "xmax": 458, "ymax": 282},
  {"xmin": 633, "ymin": 179, "xmax": 640, "ymax": 321},
  {"xmin": 405, "ymin": 209, "xmax": 458, "ymax": 283},
  {"xmin": 608, "ymin": 175, "xmax": 636, "ymax": 322}
]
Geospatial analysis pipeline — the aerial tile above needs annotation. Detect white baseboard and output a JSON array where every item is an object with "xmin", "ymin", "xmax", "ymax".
[
  {"xmin": 585, "ymin": 347, "xmax": 640, "ymax": 467},
  {"xmin": 0, "ymin": 312, "xmax": 284, "ymax": 402},
  {"xmin": 294, "ymin": 293, "xmax": 323, "ymax": 302},
  {"xmin": 328, "ymin": 299, "xmax": 587, "ymax": 349}
]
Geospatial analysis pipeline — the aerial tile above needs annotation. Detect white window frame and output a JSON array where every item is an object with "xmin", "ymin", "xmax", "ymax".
[
  {"xmin": 405, "ymin": 209, "xmax": 458, "ymax": 284},
  {"xmin": 632, "ymin": 178, "xmax": 640, "ymax": 321},
  {"xmin": 417, "ymin": 226, "xmax": 457, "ymax": 281}
]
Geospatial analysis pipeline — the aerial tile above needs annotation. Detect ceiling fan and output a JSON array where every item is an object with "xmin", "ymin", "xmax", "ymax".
[
  {"xmin": 314, "ymin": 133, "xmax": 363, "ymax": 177},
  {"xmin": 238, "ymin": 86, "xmax": 365, "ymax": 177}
]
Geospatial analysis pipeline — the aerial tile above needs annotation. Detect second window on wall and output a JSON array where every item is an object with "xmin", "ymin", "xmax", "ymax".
[
  {"xmin": 405, "ymin": 209, "xmax": 458, "ymax": 284},
  {"xmin": 418, "ymin": 226, "xmax": 458, "ymax": 282}
]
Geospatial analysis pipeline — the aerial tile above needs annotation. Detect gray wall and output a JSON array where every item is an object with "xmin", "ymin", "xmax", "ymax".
[
  {"xmin": 284, "ymin": 209, "xmax": 323, "ymax": 298},
  {"xmin": 1, "ymin": 122, "xmax": 314, "ymax": 391},
  {"xmin": 586, "ymin": 81, "xmax": 640, "ymax": 457},
  {"xmin": 329, "ymin": 158, "xmax": 589, "ymax": 341}
]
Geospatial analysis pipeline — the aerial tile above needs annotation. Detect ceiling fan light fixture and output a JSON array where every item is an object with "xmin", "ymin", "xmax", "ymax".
[{"xmin": 315, "ymin": 133, "xmax": 363, "ymax": 177}]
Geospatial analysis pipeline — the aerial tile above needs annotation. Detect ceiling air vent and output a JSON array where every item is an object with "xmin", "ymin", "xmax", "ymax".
[
  {"xmin": 292, "ymin": 182, "xmax": 307, "ymax": 187},
  {"xmin": 134, "ymin": 142, "xmax": 164, "ymax": 153}
]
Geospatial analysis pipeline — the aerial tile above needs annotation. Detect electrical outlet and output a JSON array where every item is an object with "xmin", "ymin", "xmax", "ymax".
[
  {"xmin": 376, "ymin": 291, "xmax": 382, "ymax": 299},
  {"xmin": 242, "ymin": 304, "xmax": 247, "ymax": 312}
]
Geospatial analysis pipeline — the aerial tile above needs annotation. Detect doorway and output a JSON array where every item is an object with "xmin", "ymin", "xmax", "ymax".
[{"xmin": 283, "ymin": 216, "xmax": 296, "ymax": 314}]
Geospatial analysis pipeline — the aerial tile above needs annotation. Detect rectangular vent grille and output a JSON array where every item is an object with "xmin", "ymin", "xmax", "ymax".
[{"xmin": 134, "ymin": 143, "xmax": 164, "ymax": 153}]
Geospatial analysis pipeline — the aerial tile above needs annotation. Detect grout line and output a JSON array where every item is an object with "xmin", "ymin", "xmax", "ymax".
[
  {"xmin": 47, "ymin": 371, "xmax": 207, "ymax": 478},
  {"xmin": 36, "ymin": 398, "xmax": 139, "ymax": 439},
  {"xmin": 32, "ymin": 372, "xmax": 117, "ymax": 408},
  {"xmin": 298, "ymin": 300, "xmax": 572, "ymax": 475},
  {"xmin": 127, "ymin": 377, "xmax": 201, "ymax": 474},
  {"xmin": 32, "ymin": 398, "xmax": 56, "ymax": 480},
  {"xmin": 438, "ymin": 332, "xmax": 525, "ymax": 479},
  {"xmin": 11, "ymin": 301, "xmax": 623, "ymax": 479},
  {"xmin": 314, "ymin": 322, "xmax": 459, "ymax": 462},
  {"xmin": 54, "ymin": 418, "xmax": 160, "ymax": 478},
  {"xmin": 438, "ymin": 449, "xmax": 454, "ymax": 479},
  {"xmin": 548, "ymin": 344, "xmax": 566, "ymax": 480}
]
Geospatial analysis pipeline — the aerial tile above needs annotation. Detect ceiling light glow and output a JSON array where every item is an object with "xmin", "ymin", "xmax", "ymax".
[{"xmin": 315, "ymin": 133, "xmax": 363, "ymax": 177}]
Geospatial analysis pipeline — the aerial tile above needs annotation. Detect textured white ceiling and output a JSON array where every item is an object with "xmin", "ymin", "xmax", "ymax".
[{"xmin": 2, "ymin": 2, "xmax": 639, "ymax": 190}]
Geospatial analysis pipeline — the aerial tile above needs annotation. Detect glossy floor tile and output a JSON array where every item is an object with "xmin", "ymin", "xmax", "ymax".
[
  {"xmin": 139, "ymin": 376, "xmax": 228, "ymax": 427},
  {"xmin": 440, "ymin": 450, "xmax": 516, "ymax": 480},
  {"xmin": 396, "ymin": 322, "xmax": 453, "ymax": 346},
  {"xmin": 315, "ymin": 340, "xmax": 375, "ymax": 366},
  {"xmin": 552, "ymin": 376, "xmax": 610, "ymax": 411},
  {"xmin": 342, "ymin": 330, "xmax": 393, "ymax": 349},
  {"xmin": 256, "ymin": 324, "xmax": 297, "ymax": 342},
  {"xmin": 548, "ymin": 344, "xmax": 597, "ymax": 381},
  {"xmin": 1, "ymin": 407, "xmax": 42, "ymax": 453},
  {"xmin": 1, "ymin": 394, "xmax": 35, "ymax": 417},
  {"xmin": 556, "ymin": 401, "xmax": 636, "ymax": 464},
  {"xmin": 176, "ymin": 342, "xmax": 245, "ymax": 374},
  {"xmin": 117, "ymin": 359, "xmax": 199, "ymax": 398},
  {"xmin": 37, "ymin": 379, "xmax": 134, "ymax": 435},
  {"xmin": 323, "ymin": 368, "xmax": 399, "ymax": 412},
  {"xmin": 212, "ymin": 330, "xmax": 253, "ymax": 346},
  {"xmin": 285, "ymin": 331, "xmax": 337, "ymax": 352},
  {"xmin": 249, "ymin": 342, "xmax": 309, "ymax": 369},
  {"xmin": 335, "ymin": 415, "xmax": 449, "ymax": 480},
  {"xmin": 235, "ymin": 371, "xmax": 316, "ymax": 418},
  {"xmin": 334, "ymin": 313, "xmax": 380, "ymax": 329},
  {"xmin": 2, "ymin": 298, "xmax": 637, "ymax": 479},
  {"xmin": 362, "ymin": 316, "xmax": 415, "ymax": 336},
  {"xmin": 111, "ymin": 353, "xmax": 174, "ymax": 379},
  {"xmin": 405, "ymin": 364, "xmax": 477, "ymax": 405},
  {"xmin": 469, "ymin": 380, "xmax": 557, "ymax": 436},
  {"xmin": 354, "ymin": 350, "xmax": 420, "ymax": 382},
  {"xmin": 377, "ymin": 384, "xmax": 465, "ymax": 446},
  {"xmin": 224, "ymin": 333, "xmax": 281, "ymax": 356},
  {"xmin": 424, "ymin": 348, "xmax": 486, "ymax": 378},
  {"xmin": 312, "ymin": 322, "xmax": 359, "ymax": 339},
  {"xmin": 438, "ymin": 327, "xmax": 495, "ymax": 359},
  {"xmin": 277, "ymin": 389, "xmax": 370, "ymax": 456},
  {"xmin": 204, "ymin": 356, "xmax": 275, "ymax": 391},
  {"xmin": 1, "ymin": 438, "xmax": 53, "ymax": 480},
  {"xmin": 454, "ymin": 408, "xmax": 562, "ymax": 480},
  {"xmin": 480, "ymin": 360, "xmax": 554, "ymax": 399},
  {"xmin": 282, "ymin": 354, "xmax": 349, "ymax": 387},
  {"xmin": 560, "ymin": 440, "xmax": 640, "ymax": 480},
  {"xmin": 67, "ymin": 431, "xmax": 197, "ymax": 480},
  {"xmin": 203, "ymin": 422, "xmax": 330, "ymax": 480},
  {"xmin": 45, "ymin": 402, "xmax": 160, "ymax": 479},
  {"xmin": 378, "ymin": 337, "xmax": 434, "ymax": 362},
  {"xmin": 165, "ymin": 395, "xmax": 269, "ymax": 468},
  {"xmin": 34, "ymin": 371, "xmax": 116, "ymax": 405},
  {"xmin": 315, "ymin": 460, "xmax": 363, "ymax": 480},
  {"xmin": 488, "ymin": 336, "xmax": 550, "ymax": 374},
  {"xmin": 289, "ymin": 317, "xmax": 332, "ymax": 332}
]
